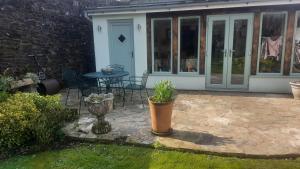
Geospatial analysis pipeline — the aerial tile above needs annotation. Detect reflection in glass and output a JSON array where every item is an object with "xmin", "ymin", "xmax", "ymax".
[
  {"xmin": 231, "ymin": 19, "xmax": 247, "ymax": 85},
  {"xmin": 179, "ymin": 18, "xmax": 199, "ymax": 72},
  {"xmin": 211, "ymin": 21, "xmax": 225, "ymax": 84},
  {"xmin": 259, "ymin": 13, "xmax": 286, "ymax": 73},
  {"xmin": 292, "ymin": 13, "xmax": 300, "ymax": 73},
  {"xmin": 153, "ymin": 19, "xmax": 172, "ymax": 72}
]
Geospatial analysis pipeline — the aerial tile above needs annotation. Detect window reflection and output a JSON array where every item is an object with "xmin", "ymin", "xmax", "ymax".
[
  {"xmin": 179, "ymin": 18, "xmax": 199, "ymax": 73},
  {"xmin": 258, "ymin": 13, "xmax": 286, "ymax": 73},
  {"xmin": 292, "ymin": 13, "xmax": 300, "ymax": 73},
  {"xmin": 153, "ymin": 19, "xmax": 172, "ymax": 72}
]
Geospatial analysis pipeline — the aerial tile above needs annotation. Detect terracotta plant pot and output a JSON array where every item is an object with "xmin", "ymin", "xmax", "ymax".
[
  {"xmin": 148, "ymin": 98, "xmax": 174, "ymax": 136},
  {"xmin": 290, "ymin": 81, "xmax": 300, "ymax": 99}
]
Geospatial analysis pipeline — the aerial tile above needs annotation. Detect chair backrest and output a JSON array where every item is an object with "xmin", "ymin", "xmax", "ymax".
[
  {"xmin": 141, "ymin": 71, "xmax": 149, "ymax": 88},
  {"xmin": 108, "ymin": 64, "xmax": 125, "ymax": 72},
  {"xmin": 62, "ymin": 68, "xmax": 78, "ymax": 87}
]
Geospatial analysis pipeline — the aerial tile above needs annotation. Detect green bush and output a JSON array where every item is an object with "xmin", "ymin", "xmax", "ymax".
[
  {"xmin": 0, "ymin": 93, "xmax": 77, "ymax": 151},
  {"xmin": 0, "ymin": 92, "xmax": 10, "ymax": 102},
  {"xmin": 0, "ymin": 75, "xmax": 13, "ymax": 92},
  {"xmin": 151, "ymin": 80, "xmax": 175, "ymax": 103}
]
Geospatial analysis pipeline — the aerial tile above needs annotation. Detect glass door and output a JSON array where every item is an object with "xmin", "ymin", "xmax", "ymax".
[
  {"xmin": 206, "ymin": 16, "xmax": 229, "ymax": 88},
  {"xmin": 227, "ymin": 15, "xmax": 253, "ymax": 89},
  {"xmin": 206, "ymin": 14, "xmax": 253, "ymax": 90}
]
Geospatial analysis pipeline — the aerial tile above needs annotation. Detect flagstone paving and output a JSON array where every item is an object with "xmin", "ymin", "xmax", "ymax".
[{"xmin": 62, "ymin": 90, "xmax": 300, "ymax": 156}]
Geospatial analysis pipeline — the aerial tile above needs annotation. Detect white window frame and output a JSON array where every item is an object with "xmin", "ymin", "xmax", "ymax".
[
  {"xmin": 178, "ymin": 16, "xmax": 201, "ymax": 74},
  {"xmin": 290, "ymin": 11, "xmax": 300, "ymax": 75},
  {"xmin": 256, "ymin": 11, "xmax": 288, "ymax": 76},
  {"xmin": 151, "ymin": 18, "xmax": 173, "ymax": 74}
]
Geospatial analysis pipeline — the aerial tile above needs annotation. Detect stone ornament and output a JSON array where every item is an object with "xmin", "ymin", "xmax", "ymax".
[{"xmin": 84, "ymin": 93, "xmax": 114, "ymax": 134}]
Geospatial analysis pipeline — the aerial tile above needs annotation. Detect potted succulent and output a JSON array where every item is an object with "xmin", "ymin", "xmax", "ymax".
[
  {"xmin": 148, "ymin": 80, "xmax": 175, "ymax": 136},
  {"xmin": 290, "ymin": 81, "xmax": 300, "ymax": 99}
]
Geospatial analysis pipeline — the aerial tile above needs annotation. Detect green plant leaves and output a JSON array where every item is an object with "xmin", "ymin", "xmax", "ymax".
[{"xmin": 152, "ymin": 80, "xmax": 175, "ymax": 103}]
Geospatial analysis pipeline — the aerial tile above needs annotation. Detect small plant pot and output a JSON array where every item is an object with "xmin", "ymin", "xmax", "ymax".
[
  {"xmin": 290, "ymin": 81, "xmax": 300, "ymax": 100},
  {"xmin": 148, "ymin": 98, "xmax": 174, "ymax": 136}
]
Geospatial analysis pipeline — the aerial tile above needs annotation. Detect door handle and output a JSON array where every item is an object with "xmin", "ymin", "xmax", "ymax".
[
  {"xmin": 131, "ymin": 51, "xmax": 134, "ymax": 58},
  {"xmin": 229, "ymin": 49, "xmax": 235, "ymax": 57},
  {"xmin": 222, "ymin": 49, "xmax": 227, "ymax": 57}
]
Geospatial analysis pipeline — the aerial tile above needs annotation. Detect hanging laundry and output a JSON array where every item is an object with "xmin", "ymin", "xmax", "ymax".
[{"xmin": 263, "ymin": 36, "xmax": 282, "ymax": 61}]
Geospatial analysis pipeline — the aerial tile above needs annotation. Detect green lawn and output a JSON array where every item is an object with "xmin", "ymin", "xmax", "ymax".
[{"xmin": 1, "ymin": 144, "xmax": 300, "ymax": 169}]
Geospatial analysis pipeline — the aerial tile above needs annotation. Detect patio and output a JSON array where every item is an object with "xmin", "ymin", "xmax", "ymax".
[{"xmin": 62, "ymin": 90, "xmax": 300, "ymax": 157}]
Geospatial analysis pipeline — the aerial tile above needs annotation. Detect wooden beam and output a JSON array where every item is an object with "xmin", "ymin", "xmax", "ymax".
[
  {"xmin": 283, "ymin": 10, "xmax": 296, "ymax": 75},
  {"xmin": 251, "ymin": 12, "xmax": 261, "ymax": 75},
  {"xmin": 172, "ymin": 16, "xmax": 178, "ymax": 74},
  {"xmin": 146, "ymin": 15, "xmax": 152, "ymax": 73},
  {"xmin": 200, "ymin": 15, "xmax": 206, "ymax": 75}
]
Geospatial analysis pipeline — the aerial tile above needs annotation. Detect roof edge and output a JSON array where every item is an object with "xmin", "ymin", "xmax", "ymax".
[{"xmin": 86, "ymin": 0, "xmax": 300, "ymax": 16}]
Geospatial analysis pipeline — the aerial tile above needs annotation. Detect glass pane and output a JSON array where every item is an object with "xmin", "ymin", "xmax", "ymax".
[
  {"xmin": 259, "ymin": 13, "xmax": 286, "ymax": 73},
  {"xmin": 231, "ymin": 19, "xmax": 247, "ymax": 85},
  {"xmin": 153, "ymin": 19, "xmax": 171, "ymax": 72},
  {"xmin": 211, "ymin": 20, "xmax": 226, "ymax": 84},
  {"xmin": 292, "ymin": 14, "xmax": 300, "ymax": 73},
  {"xmin": 180, "ymin": 18, "xmax": 199, "ymax": 72}
]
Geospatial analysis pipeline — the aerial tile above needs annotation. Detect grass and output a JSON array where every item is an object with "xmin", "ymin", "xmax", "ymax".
[{"xmin": 1, "ymin": 144, "xmax": 300, "ymax": 169}]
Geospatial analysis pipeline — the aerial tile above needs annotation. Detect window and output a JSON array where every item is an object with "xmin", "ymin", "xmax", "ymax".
[
  {"xmin": 179, "ymin": 17, "xmax": 200, "ymax": 73},
  {"xmin": 258, "ymin": 12, "xmax": 287, "ymax": 74},
  {"xmin": 292, "ymin": 11, "xmax": 300, "ymax": 74},
  {"xmin": 152, "ymin": 18, "xmax": 172, "ymax": 72}
]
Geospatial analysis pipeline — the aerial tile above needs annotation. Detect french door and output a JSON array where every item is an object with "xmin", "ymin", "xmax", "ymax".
[{"xmin": 206, "ymin": 14, "xmax": 253, "ymax": 89}]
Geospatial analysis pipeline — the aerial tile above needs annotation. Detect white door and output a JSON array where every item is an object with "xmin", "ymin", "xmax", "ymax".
[
  {"xmin": 206, "ymin": 14, "xmax": 253, "ymax": 90},
  {"xmin": 108, "ymin": 20, "xmax": 135, "ymax": 75}
]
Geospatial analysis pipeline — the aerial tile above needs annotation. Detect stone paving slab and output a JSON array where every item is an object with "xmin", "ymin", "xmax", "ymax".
[{"xmin": 61, "ymin": 89, "xmax": 300, "ymax": 156}]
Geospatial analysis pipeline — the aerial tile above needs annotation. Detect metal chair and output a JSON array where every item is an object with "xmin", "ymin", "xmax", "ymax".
[
  {"xmin": 78, "ymin": 76, "xmax": 101, "ymax": 114},
  {"xmin": 124, "ymin": 72, "xmax": 149, "ymax": 107},
  {"xmin": 62, "ymin": 68, "xmax": 80, "ymax": 105}
]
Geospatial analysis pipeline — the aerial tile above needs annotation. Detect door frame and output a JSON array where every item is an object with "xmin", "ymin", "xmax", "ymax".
[
  {"xmin": 206, "ymin": 13, "xmax": 253, "ymax": 90},
  {"xmin": 108, "ymin": 19, "xmax": 135, "ymax": 75},
  {"xmin": 206, "ymin": 15, "xmax": 230, "ymax": 89}
]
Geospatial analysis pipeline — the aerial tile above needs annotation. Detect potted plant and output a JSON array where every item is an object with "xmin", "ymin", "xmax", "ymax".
[
  {"xmin": 290, "ymin": 81, "xmax": 300, "ymax": 99},
  {"xmin": 148, "ymin": 80, "xmax": 175, "ymax": 136}
]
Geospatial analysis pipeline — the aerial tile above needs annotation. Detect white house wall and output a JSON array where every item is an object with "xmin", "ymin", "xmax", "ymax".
[
  {"xmin": 92, "ymin": 14, "xmax": 147, "ymax": 76},
  {"xmin": 91, "ymin": 13, "xmax": 298, "ymax": 94},
  {"xmin": 147, "ymin": 75, "xmax": 206, "ymax": 90},
  {"xmin": 249, "ymin": 76, "xmax": 298, "ymax": 93}
]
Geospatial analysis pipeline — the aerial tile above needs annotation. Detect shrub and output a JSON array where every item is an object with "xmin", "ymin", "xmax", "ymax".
[
  {"xmin": 0, "ymin": 92, "xmax": 10, "ymax": 102},
  {"xmin": 0, "ymin": 75, "xmax": 13, "ymax": 92},
  {"xmin": 0, "ymin": 93, "xmax": 77, "ymax": 151},
  {"xmin": 151, "ymin": 80, "xmax": 175, "ymax": 103}
]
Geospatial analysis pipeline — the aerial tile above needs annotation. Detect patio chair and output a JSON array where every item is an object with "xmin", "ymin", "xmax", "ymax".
[
  {"xmin": 106, "ymin": 64, "xmax": 126, "ymax": 106},
  {"xmin": 124, "ymin": 72, "xmax": 149, "ymax": 107},
  {"xmin": 62, "ymin": 68, "xmax": 80, "ymax": 105},
  {"xmin": 78, "ymin": 76, "xmax": 102, "ymax": 114}
]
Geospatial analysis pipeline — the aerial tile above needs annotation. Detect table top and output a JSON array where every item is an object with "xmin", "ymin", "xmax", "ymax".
[{"xmin": 83, "ymin": 71, "xmax": 129, "ymax": 79}]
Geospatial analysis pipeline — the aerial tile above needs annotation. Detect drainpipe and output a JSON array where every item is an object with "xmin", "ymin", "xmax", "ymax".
[{"xmin": 84, "ymin": 11, "xmax": 92, "ymax": 22}]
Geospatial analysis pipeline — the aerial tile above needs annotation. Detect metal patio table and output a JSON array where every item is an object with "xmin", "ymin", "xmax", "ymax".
[{"xmin": 83, "ymin": 70, "xmax": 129, "ymax": 93}]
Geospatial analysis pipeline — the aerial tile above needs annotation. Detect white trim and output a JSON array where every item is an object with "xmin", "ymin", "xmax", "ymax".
[
  {"xmin": 256, "ymin": 11, "xmax": 288, "ymax": 75},
  {"xmin": 151, "ymin": 18, "xmax": 173, "ymax": 74},
  {"xmin": 290, "ymin": 11, "xmax": 300, "ymax": 75},
  {"xmin": 87, "ymin": 0, "xmax": 300, "ymax": 16},
  {"xmin": 178, "ymin": 16, "xmax": 201, "ymax": 74}
]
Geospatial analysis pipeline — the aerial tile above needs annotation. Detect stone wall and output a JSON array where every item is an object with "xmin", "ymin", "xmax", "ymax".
[{"xmin": 0, "ymin": 0, "xmax": 100, "ymax": 79}]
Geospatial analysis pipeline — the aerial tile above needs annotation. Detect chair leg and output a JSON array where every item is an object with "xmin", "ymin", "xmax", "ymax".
[
  {"xmin": 122, "ymin": 87, "xmax": 126, "ymax": 107},
  {"xmin": 130, "ymin": 89, "xmax": 134, "ymax": 102},
  {"xmin": 65, "ymin": 88, "xmax": 70, "ymax": 106},
  {"xmin": 79, "ymin": 96, "xmax": 82, "ymax": 115},
  {"xmin": 139, "ymin": 89, "xmax": 144, "ymax": 108},
  {"xmin": 77, "ymin": 89, "xmax": 80, "ymax": 99},
  {"xmin": 145, "ymin": 88, "xmax": 149, "ymax": 97}
]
